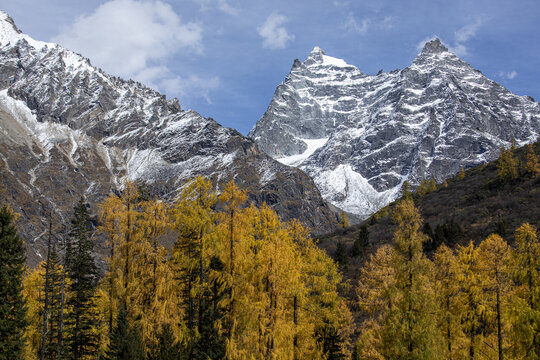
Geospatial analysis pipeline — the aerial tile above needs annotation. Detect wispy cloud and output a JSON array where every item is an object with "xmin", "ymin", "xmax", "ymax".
[
  {"xmin": 257, "ymin": 12, "xmax": 295, "ymax": 50},
  {"xmin": 449, "ymin": 18, "xmax": 483, "ymax": 56},
  {"xmin": 160, "ymin": 75, "xmax": 221, "ymax": 104},
  {"xmin": 195, "ymin": 0, "xmax": 240, "ymax": 16},
  {"xmin": 52, "ymin": 0, "xmax": 213, "ymax": 100},
  {"xmin": 344, "ymin": 15, "xmax": 395, "ymax": 35},
  {"xmin": 498, "ymin": 70, "xmax": 517, "ymax": 80},
  {"xmin": 380, "ymin": 16, "xmax": 395, "ymax": 29},
  {"xmin": 344, "ymin": 15, "xmax": 369, "ymax": 34}
]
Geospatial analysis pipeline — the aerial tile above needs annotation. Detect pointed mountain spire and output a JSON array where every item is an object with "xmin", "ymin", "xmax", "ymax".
[
  {"xmin": 0, "ymin": 11, "xmax": 23, "ymax": 46},
  {"xmin": 421, "ymin": 38, "xmax": 449, "ymax": 54},
  {"xmin": 304, "ymin": 46, "xmax": 326, "ymax": 66}
]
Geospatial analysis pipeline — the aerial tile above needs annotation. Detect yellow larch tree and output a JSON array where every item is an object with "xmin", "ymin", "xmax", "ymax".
[
  {"xmin": 433, "ymin": 244, "xmax": 467, "ymax": 359},
  {"xmin": 356, "ymin": 244, "xmax": 395, "ymax": 359},
  {"xmin": 510, "ymin": 223, "xmax": 540, "ymax": 359},
  {"xmin": 524, "ymin": 144, "xmax": 539, "ymax": 177},
  {"xmin": 456, "ymin": 241, "xmax": 493, "ymax": 359},
  {"xmin": 476, "ymin": 234, "xmax": 512, "ymax": 360},
  {"xmin": 132, "ymin": 197, "xmax": 182, "ymax": 348},
  {"xmin": 497, "ymin": 147, "xmax": 518, "ymax": 182},
  {"xmin": 384, "ymin": 198, "xmax": 442, "ymax": 359},
  {"xmin": 217, "ymin": 179, "xmax": 248, "ymax": 359},
  {"xmin": 171, "ymin": 176, "xmax": 222, "ymax": 356},
  {"xmin": 22, "ymin": 266, "xmax": 44, "ymax": 360},
  {"xmin": 357, "ymin": 199, "xmax": 442, "ymax": 359}
]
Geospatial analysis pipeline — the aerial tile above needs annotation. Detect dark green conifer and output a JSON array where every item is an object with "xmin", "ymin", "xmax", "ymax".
[
  {"xmin": 334, "ymin": 241, "xmax": 348, "ymax": 266},
  {"xmin": 65, "ymin": 198, "xmax": 98, "ymax": 359},
  {"xmin": 0, "ymin": 205, "xmax": 27, "ymax": 360},
  {"xmin": 106, "ymin": 305, "xmax": 145, "ymax": 360},
  {"xmin": 41, "ymin": 243, "xmax": 63, "ymax": 360},
  {"xmin": 315, "ymin": 323, "xmax": 346, "ymax": 359},
  {"xmin": 351, "ymin": 225, "xmax": 369, "ymax": 257},
  {"xmin": 148, "ymin": 324, "xmax": 182, "ymax": 360}
]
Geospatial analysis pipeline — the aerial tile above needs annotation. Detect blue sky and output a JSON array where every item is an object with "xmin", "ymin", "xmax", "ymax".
[{"xmin": 1, "ymin": 0, "xmax": 539, "ymax": 134}]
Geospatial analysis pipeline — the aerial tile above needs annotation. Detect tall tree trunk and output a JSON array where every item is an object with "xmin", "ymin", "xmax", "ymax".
[
  {"xmin": 39, "ymin": 214, "xmax": 53, "ymax": 360},
  {"xmin": 123, "ymin": 200, "xmax": 131, "ymax": 307},
  {"xmin": 197, "ymin": 224, "xmax": 204, "ymax": 335},
  {"xmin": 446, "ymin": 297, "xmax": 451, "ymax": 358},
  {"xmin": 109, "ymin": 242, "xmax": 114, "ymax": 334},
  {"xmin": 228, "ymin": 209, "xmax": 235, "ymax": 339},
  {"xmin": 57, "ymin": 235, "xmax": 67, "ymax": 358},
  {"xmin": 496, "ymin": 270, "xmax": 503, "ymax": 360},
  {"xmin": 294, "ymin": 295, "xmax": 298, "ymax": 360},
  {"xmin": 407, "ymin": 242, "xmax": 413, "ymax": 354}
]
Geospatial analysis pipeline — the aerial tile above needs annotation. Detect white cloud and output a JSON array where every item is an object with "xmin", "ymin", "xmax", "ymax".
[
  {"xmin": 52, "ymin": 0, "xmax": 207, "ymax": 97},
  {"xmin": 195, "ymin": 0, "xmax": 240, "ymax": 15},
  {"xmin": 160, "ymin": 75, "xmax": 220, "ymax": 104},
  {"xmin": 344, "ymin": 15, "xmax": 395, "ymax": 35},
  {"xmin": 449, "ymin": 18, "xmax": 483, "ymax": 56},
  {"xmin": 257, "ymin": 12, "xmax": 295, "ymax": 50},
  {"xmin": 498, "ymin": 70, "xmax": 517, "ymax": 80},
  {"xmin": 380, "ymin": 16, "xmax": 395, "ymax": 29},
  {"xmin": 345, "ymin": 15, "xmax": 369, "ymax": 34},
  {"xmin": 333, "ymin": 1, "xmax": 350, "ymax": 7}
]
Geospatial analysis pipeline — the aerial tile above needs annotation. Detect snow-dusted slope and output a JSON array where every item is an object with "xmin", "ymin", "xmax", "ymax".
[
  {"xmin": 249, "ymin": 40, "xmax": 540, "ymax": 218},
  {"xmin": 0, "ymin": 11, "xmax": 336, "ymax": 265}
]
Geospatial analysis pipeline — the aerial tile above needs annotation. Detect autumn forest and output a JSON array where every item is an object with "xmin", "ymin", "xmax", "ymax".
[{"xmin": 1, "ymin": 143, "xmax": 539, "ymax": 360}]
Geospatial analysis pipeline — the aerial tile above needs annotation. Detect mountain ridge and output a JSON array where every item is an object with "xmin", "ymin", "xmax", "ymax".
[
  {"xmin": 249, "ymin": 38, "xmax": 540, "ymax": 218},
  {"xmin": 0, "ymin": 11, "xmax": 337, "ymax": 266}
]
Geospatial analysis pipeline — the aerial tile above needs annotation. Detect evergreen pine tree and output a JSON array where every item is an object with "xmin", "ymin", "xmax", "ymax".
[
  {"xmin": 40, "ymin": 243, "xmax": 64, "ymax": 360},
  {"xmin": 106, "ymin": 305, "xmax": 145, "ymax": 360},
  {"xmin": 315, "ymin": 323, "xmax": 346, "ymax": 359},
  {"xmin": 334, "ymin": 241, "xmax": 348, "ymax": 266},
  {"xmin": 65, "ymin": 198, "xmax": 99, "ymax": 360},
  {"xmin": 351, "ymin": 225, "xmax": 369, "ymax": 257},
  {"xmin": 0, "ymin": 205, "xmax": 27, "ymax": 359},
  {"xmin": 147, "ymin": 324, "xmax": 182, "ymax": 360}
]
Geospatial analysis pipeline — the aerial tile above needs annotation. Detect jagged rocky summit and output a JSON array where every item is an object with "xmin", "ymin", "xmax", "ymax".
[
  {"xmin": 0, "ymin": 11, "xmax": 336, "ymax": 266},
  {"xmin": 249, "ymin": 39, "xmax": 540, "ymax": 219}
]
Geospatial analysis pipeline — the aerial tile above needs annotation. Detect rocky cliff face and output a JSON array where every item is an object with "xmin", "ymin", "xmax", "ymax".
[
  {"xmin": 249, "ymin": 40, "xmax": 540, "ymax": 218},
  {"xmin": 0, "ymin": 12, "xmax": 336, "ymax": 266}
]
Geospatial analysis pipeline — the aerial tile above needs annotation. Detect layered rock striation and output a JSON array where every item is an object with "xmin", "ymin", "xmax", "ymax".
[{"xmin": 250, "ymin": 40, "xmax": 540, "ymax": 218}]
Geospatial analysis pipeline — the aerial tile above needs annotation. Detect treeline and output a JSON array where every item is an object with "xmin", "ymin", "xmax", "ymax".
[
  {"xmin": 5, "ymin": 177, "xmax": 352, "ymax": 360},
  {"xmin": 355, "ymin": 197, "xmax": 539, "ymax": 359}
]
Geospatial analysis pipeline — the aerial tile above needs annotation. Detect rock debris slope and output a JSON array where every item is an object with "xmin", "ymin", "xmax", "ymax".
[
  {"xmin": 0, "ymin": 11, "xmax": 335, "ymax": 266},
  {"xmin": 249, "ymin": 40, "xmax": 540, "ymax": 218}
]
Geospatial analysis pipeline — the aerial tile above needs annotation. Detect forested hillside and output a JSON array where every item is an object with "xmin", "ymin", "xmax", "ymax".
[
  {"xmin": 1, "ymin": 140, "xmax": 538, "ymax": 359},
  {"xmin": 320, "ymin": 139, "xmax": 540, "ymax": 265}
]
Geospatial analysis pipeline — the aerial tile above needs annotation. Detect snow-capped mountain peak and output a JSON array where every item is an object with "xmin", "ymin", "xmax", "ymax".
[
  {"xmin": 0, "ymin": 11, "xmax": 336, "ymax": 266},
  {"xmin": 250, "ymin": 40, "xmax": 540, "ymax": 219},
  {"xmin": 420, "ymin": 38, "xmax": 449, "ymax": 54},
  {"xmin": 305, "ymin": 45, "xmax": 354, "ymax": 68}
]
